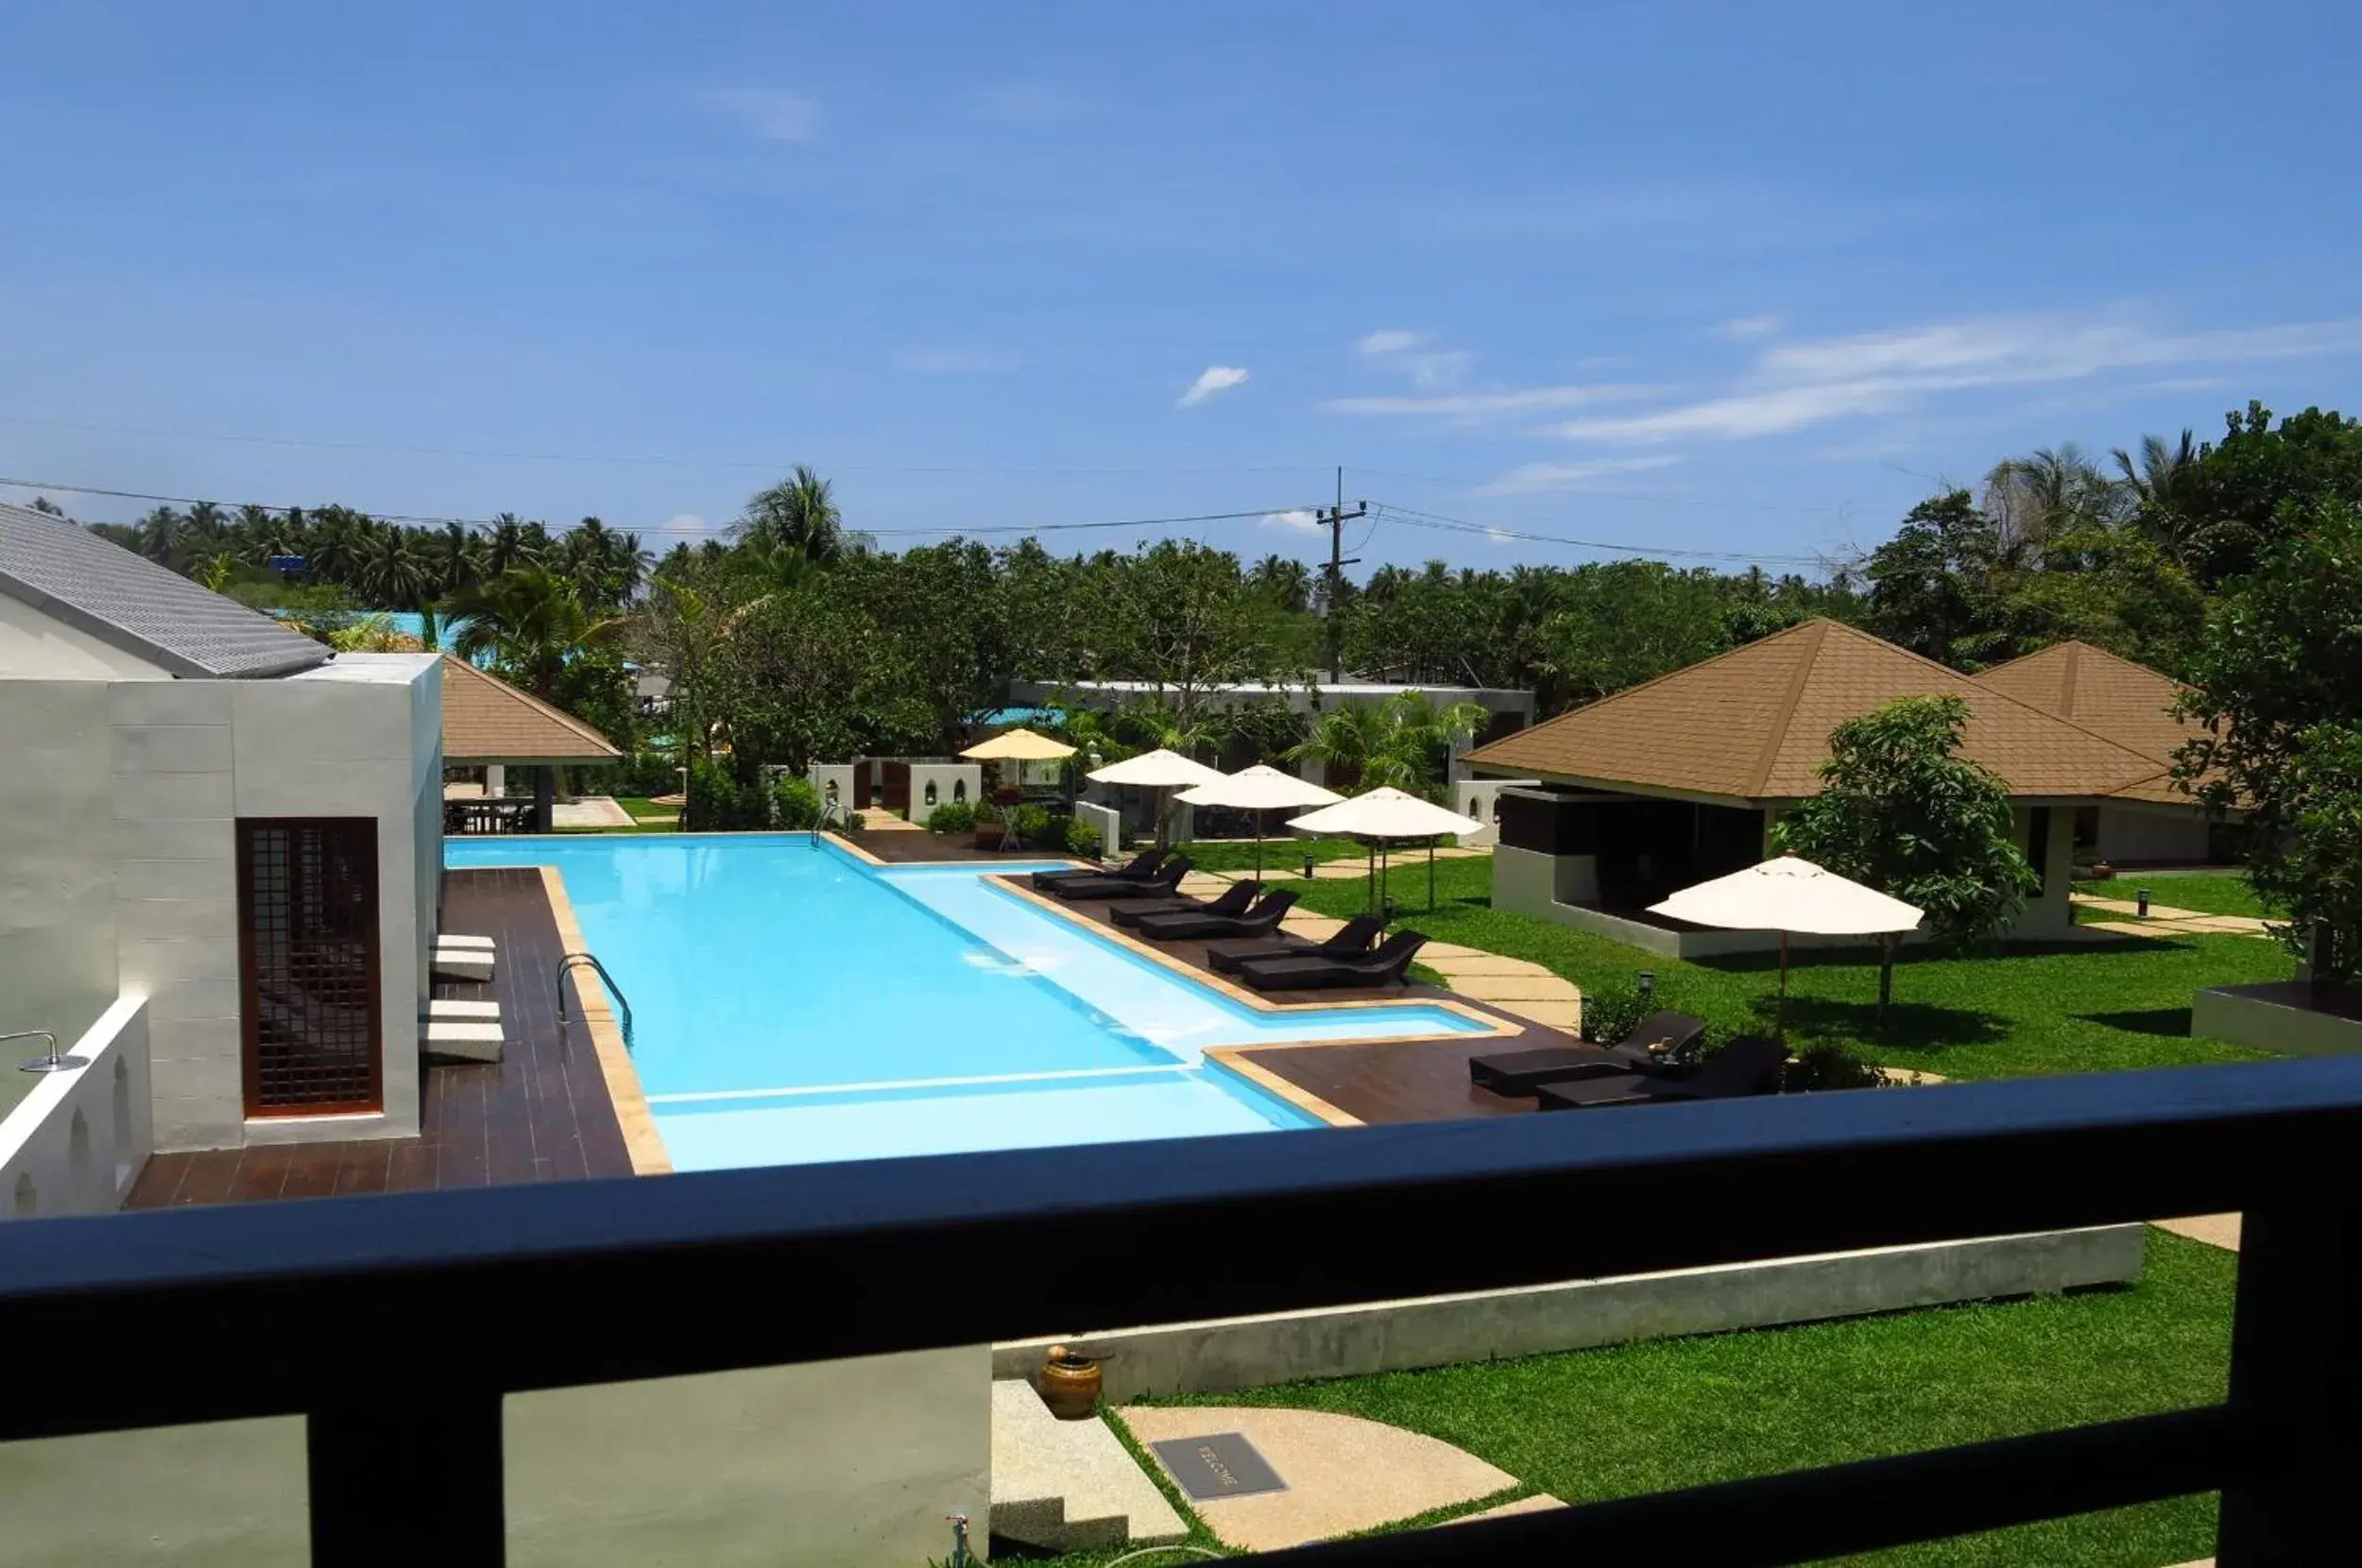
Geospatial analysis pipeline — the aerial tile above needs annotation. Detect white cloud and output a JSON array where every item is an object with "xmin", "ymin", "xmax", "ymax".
[
  {"xmin": 1357, "ymin": 329, "xmax": 1428, "ymax": 356},
  {"xmin": 1478, "ymin": 457, "xmax": 1679, "ymax": 495},
  {"xmin": 659, "ymin": 513, "xmax": 710, "ymax": 536},
  {"xmin": 1552, "ymin": 313, "xmax": 2362, "ymax": 445},
  {"xmin": 704, "ymin": 88, "xmax": 817, "ymax": 143},
  {"xmin": 1263, "ymin": 508, "xmax": 1321, "ymax": 532},
  {"xmin": 1177, "ymin": 366, "xmax": 1250, "ymax": 407},
  {"xmin": 1325, "ymin": 383, "xmax": 1663, "ymax": 418},
  {"xmin": 1719, "ymin": 315, "xmax": 1783, "ymax": 340}
]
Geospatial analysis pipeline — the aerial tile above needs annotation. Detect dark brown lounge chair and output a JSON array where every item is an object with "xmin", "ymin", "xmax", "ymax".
[
  {"xmin": 1109, "ymin": 878, "xmax": 1257, "ymax": 928},
  {"xmin": 1532, "ymin": 1035, "xmax": 1789, "ymax": 1111},
  {"xmin": 1232, "ymin": 929, "xmax": 1429, "ymax": 992},
  {"xmin": 1135, "ymin": 889, "xmax": 1299, "ymax": 942},
  {"xmin": 1206, "ymin": 913, "xmax": 1385, "ymax": 976},
  {"xmin": 1467, "ymin": 1011, "xmax": 1710, "ymax": 1096},
  {"xmin": 1032, "ymin": 847, "xmax": 1165, "ymax": 891},
  {"xmin": 1046, "ymin": 857, "xmax": 1192, "ymax": 902}
]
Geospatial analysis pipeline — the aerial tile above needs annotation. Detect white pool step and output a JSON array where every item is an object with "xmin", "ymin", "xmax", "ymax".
[
  {"xmin": 422, "ymin": 1019, "xmax": 505, "ymax": 1063},
  {"xmin": 438, "ymin": 933, "xmax": 497, "ymax": 950},
  {"xmin": 432, "ymin": 950, "xmax": 495, "ymax": 982},
  {"xmin": 989, "ymin": 1379, "xmax": 1185, "ymax": 1553},
  {"xmin": 426, "ymin": 999, "xmax": 501, "ymax": 1021}
]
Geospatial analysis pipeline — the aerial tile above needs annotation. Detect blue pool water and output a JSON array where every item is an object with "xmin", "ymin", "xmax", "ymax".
[{"xmin": 444, "ymin": 834, "xmax": 1490, "ymax": 1170}]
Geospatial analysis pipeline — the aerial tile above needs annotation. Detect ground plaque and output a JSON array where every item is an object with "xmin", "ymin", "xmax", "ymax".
[{"xmin": 1150, "ymin": 1432, "xmax": 1288, "ymax": 1499}]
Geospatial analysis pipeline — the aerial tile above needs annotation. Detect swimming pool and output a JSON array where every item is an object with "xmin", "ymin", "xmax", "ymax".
[{"xmin": 444, "ymin": 833, "xmax": 1493, "ymax": 1170}]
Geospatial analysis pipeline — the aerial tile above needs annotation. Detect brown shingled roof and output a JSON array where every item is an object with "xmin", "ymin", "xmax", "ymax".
[
  {"xmin": 1462, "ymin": 619, "xmax": 2176, "ymax": 803},
  {"xmin": 440, "ymin": 655, "xmax": 622, "ymax": 764},
  {"xmin": 1971, "ymin": 640, "xmax": 2200, "ymax": 765}
]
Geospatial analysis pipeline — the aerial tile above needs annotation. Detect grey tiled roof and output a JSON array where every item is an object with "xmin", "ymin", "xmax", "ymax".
[{"xmin": 0, "ymin": 501, "xmax": 331, "ymax": 678}]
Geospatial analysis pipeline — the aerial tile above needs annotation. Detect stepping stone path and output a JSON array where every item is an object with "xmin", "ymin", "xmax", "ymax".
[
  {"xmin": 1119, "ymin": 1405, "xmax": 1525, "ymax": 1552},
  {"xmin": 2069, "ymin": 893, "xmax": 2271, "ymax": 939}
]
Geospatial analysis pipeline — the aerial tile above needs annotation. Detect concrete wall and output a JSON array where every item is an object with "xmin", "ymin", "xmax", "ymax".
[
  {"xmin": 996, "ymin": 1228, "xmax": 2145, "ymax": 1402},
  {"xmin": 0, "ymin": 593, "xmax": 173, "ymax": 679},
  {"xmin": 0, "ymin": 681, "xmax": 122, "ymax": 1122},
  {"xmin": 0, "ymin": 996, "xmax": 151, "ymax": 1219},
  {"xmin": 0, "ymin": 657, "xmax": 437, "ymax": 1153},
  {"xmin": 2194, "ymin": 983, "xmax": 2362, "ymax": 1057},
  {"xmin": 0, "ymin": 1351, "xmax": 989, "ymax": 1568},
  {"xmin": 1074, "ymin": 800, "xmax": 1122, "ymax": 859},
  {"xmin": 1448, "ymin": 777, "xmax": 1535, "ymax": 848},
  {"xmin": 905, "ymin": 762, "xmax": 982, "ymax": 827},
  {"xmin": 2097, "ymin": 805, "xmax": 2211, "ymax": 865},
  {"xmin": 809, "ymin": 763, "xmax": 857, "ymax": 818},
  {"xmin": 2007, "ymin": 805, "xmax": 2080, "ymax": 942}
]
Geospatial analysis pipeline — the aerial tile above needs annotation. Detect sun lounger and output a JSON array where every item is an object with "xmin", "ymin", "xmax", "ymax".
[
  {"xmin": 1467, "ymin": 1011, "xmax": 1710, "ymax": 1096},
  {"xmin": 1533, "ymin": 1035, "xmax": 1789, "ymax": 1110},
  {"xmin": 1205, "ymin": 913, "xmax": 1384, "ymax": 976},
  {"xmin": 1045, "ymin": 857, "xmax": 1192, "ymax": 902},
  {"xmin": 1109, "ymin": 879, "xmax": 1257, "ymax": 928},
  {"xmin": 1032, "ymin": 848, "xmax": 1165, "ymax": 892},
  {"xmin": 1134, "ymin": 889, "xmax": 1299, "ymax": 942},
  {"xmin": 1231, "ymin": 929, "xmax": 1429, "ymax": 992}
]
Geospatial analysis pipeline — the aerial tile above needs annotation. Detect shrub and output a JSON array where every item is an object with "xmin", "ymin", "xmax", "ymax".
[
  {"xmin": 1012, "ymin": 803, "xmax": 1053, "ymax": 845},
  {"xmin": 843, "ymin": 810, "xmax": 865, "ymax": 833},
  {"xmin": 685, "ymin": 758, "xmax": 765, "ymax": 831},
  {"xmin": 772, "ymin": 774, "xmax": 823, "ymax": 830},
  {"xmin": 1782, "ymin": 1040, "xmax": 1886, "ymax": 1093},
  {"xmin": 1064, "ymin": 814, "xmax": 1103, "ymax": 859},
  {"xmin": 928, "ymin": 799, "xmax": 977, "ymax": 834},
  {"xmin": 612, "ymin": 750, "xmax": 686, "ymax": 798}
]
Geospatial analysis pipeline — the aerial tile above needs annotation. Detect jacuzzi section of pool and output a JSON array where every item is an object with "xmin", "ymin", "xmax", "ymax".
[{"xmin": 443, "ymin": 834, "xmax": 1490, "ymax": 1170}]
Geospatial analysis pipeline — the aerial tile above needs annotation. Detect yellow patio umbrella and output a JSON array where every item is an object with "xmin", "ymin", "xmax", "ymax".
[{"xmin": 960, "ymin": 726, "xmax": 1077, "ymax": 762}]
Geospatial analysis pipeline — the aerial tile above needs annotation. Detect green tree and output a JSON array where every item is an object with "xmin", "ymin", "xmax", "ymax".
[
  {"xmin": 1287, "ymin": 691, "xmax": 1485, "ymax": 797},
  {"xmin": 735, "ymin": 465, "xmax": 847, "ymax": 564},
  {"xmin": 2154, "ymin": 402, "xmax": 2362, "ymax": 588},
  {"xmin": 449, "ymin": 567, "xmax": 621, "ymax": 699},
  {"xmin": 1090, "ymin": 541, "xmax": 1278, "ymax": 736},
  {"xmin": 1772, "ymin": 694, "xmax": 2039, "ymax": 1013},
  {"xmin": 2178, "ymin": 499, "xmax": 2362, "ymax": 981},
  {"xmin": 1861, "ymin": 490, "xmax": 2011, "ymax": 668}
]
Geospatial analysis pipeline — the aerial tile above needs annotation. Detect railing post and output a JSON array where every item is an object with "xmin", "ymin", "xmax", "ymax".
[
  {"xmin": 2216, "ymin": 1204, "xmax": 2362, "ymax": 1563},
  {"xmin": 309, "ymin": 1397, "xmax": 505, "ymax": 1566}
]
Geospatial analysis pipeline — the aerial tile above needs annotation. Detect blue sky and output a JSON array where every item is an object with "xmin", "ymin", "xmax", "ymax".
[{"xmin": 3, "ymin": 2, "xmax": 2358, "ymax": 572}]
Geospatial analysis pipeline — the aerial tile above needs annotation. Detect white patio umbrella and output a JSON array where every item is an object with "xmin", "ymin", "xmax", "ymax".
[
  {"xmin": 1087, "ymin": 748, "xmax": 1226, "ymax": 848},
  {"xmin": 1649, "ymin": 856, "xmax": 1923, "ymax": 1036},
  {"xmin": 1175, "ymin": 764, "xmax": 1342, "ymax": 878},
  {"xmin": 1285, "ymin": 786, "xmax": 1481, "ymax": 914}
]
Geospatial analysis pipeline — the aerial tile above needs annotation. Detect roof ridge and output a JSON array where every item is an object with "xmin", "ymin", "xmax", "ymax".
[
  {"xmin": 1463, "ymin": 616, "xmax": 1839, "ymax": 764},
  {"xmin": 2059, "ymin": 640, "xmax": 2081, "ymax": 717},
  {"xmin": 1744, "ymin": 618, "xmax": 1828, "ymax": 797}
]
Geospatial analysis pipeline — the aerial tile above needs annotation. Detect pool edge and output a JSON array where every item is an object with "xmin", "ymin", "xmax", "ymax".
[{"xmin": 538, "ymin": 863, "xmax": 673, "ymax": 1176}]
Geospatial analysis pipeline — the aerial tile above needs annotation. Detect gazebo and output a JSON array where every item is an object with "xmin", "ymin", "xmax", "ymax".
[{"xmin": 438, "ymin": 655, "xmax": 622, "ymax": 832}]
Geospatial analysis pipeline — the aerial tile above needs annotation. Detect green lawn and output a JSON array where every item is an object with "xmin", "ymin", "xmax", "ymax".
[
  {"xmin": 2075, "ymin": 872, "xmax": 2280, "ymax": 920},
  {"xmin": 1292, "ymin": 856, "xmax": 2291, "ymax": 1081},
  {"xmin": 1102, "ymin": 1231, "xmax": 2235, "ymax": 1567},
  {"xmin": 1175, "ymin": 835, "xmax": 1374, "ymax": 874}
]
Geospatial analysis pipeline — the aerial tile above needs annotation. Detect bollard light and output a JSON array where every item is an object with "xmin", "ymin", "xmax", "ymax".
[
  {"xmin": 1302, "ymin": 854, "xmax": 1317, "ymax": 882},
  {"xmin": 1637, "ymin": 970, "xmax": 1656, "ymax": 1002},
  {"xmin": 2136, "ymin": 888, "xmax": 2151, "ymax": 918}
]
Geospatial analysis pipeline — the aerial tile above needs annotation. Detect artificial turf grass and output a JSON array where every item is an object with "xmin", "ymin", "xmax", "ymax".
[
  {"xmin": 1136, "ymin": 1230, "xmax": 2237, "ymax": 1568},
  {"xmin": 1293, "ymin": 856, "xmax": 2292, "ymax": 1081}
]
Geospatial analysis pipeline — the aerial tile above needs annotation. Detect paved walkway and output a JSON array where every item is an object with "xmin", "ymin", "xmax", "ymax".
[
  {"xmin": 2155, "ymin": 1214, "xmax": 2241, "ymax": 1251},
  {"xmin": 551, "ymin": 794, "xmax": 634, "ymax": 828},
  {"xmin": 1119, "ymin": 1405, "xmax": 1523, "ymax": 1552},
  {"xmin": 2071, "ymin": 893, "xmax": 2271, "ymax": 939}
]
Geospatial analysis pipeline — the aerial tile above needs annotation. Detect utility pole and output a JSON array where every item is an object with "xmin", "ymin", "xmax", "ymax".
[{"xmin": 1322, "ymin": 464, "xmax": 1367, "ymax": 683}]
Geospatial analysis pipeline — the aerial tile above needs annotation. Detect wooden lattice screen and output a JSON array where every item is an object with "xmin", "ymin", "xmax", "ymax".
[{"xmin": 238, "ymin": 818, "xmax": 383, "ymax": 1116}]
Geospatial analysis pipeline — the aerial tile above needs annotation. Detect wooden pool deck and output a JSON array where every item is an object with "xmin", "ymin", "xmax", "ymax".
[{"xmin": 125, "ymin": 865, "xmax": 635, "ymax": 1209}]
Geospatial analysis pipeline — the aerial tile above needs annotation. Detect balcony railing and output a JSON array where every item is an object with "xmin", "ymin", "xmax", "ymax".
[{"xmin": 4, "ymin": 1053, "xmax": 2360, "ymax": 1565}]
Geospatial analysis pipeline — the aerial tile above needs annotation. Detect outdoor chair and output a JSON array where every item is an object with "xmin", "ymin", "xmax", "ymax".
[
  {"xmin": 1031, "ymin": 847, "xmax": 1165, "ymax": 891},
  {"xmin": 1467, "ymin": 1010, "xmax": 1710, "ymax": 1096},
  {"xmin": 1231, "ymin": 929, "xmax": 1429, "ymax": 992},
  {"xmin": 1108, "ymin": 878, "xmax": 1257, "ymax": 928},
  {"xmin": 1045, "ymin": 857, "xmax": 1193, "ymax": 902},
  {"xmin": 1133, "ymin": 889, "xmax": 1299, "ymax": 942},
  {"xmin": 1532, "ymin": 1034, "xmax": 1789, "ymax": 1111},
  {"xmin": 1205, "ymin": 913, "xmax": 1385, "ymax": 976}
]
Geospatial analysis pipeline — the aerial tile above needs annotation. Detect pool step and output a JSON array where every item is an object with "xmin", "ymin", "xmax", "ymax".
[
  {"xmin": 990, "ymin": 1378, "xmax": 1187, "ymax": 1553},
  {"xmin": 432, "ymin": 948, "xmax": 495, "ymax": 982},
  {"xmin": 422, "ymin": 1019, "xmax": 505, "ymax": 1064},
  {"xmin": 426, "ymin": 998, "xmax": 501, "ymax": 1021}
]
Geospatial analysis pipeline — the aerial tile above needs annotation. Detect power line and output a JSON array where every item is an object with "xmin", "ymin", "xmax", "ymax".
[
  {"xmin": 1369, "ymin": 502, "xmax": 1826, "ymax": 566},
  {"xmin": 0, "ymin": 414, "xmax": 1320, "ymax": 478},
  {"xmin": 1345, "ymin": 463, "xmax": 1850, "ymax": 516},
  {"xmin": 0, "ymin": 474, "xmax": 1317, "ymax": 541}
]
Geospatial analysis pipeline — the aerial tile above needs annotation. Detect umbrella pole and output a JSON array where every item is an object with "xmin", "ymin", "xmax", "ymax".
[
  {"xmin": 1776, "ymin": 931, "xmax": 1790, "ymax": 1039},
  {"xmin": 1429, "ymin": 840, "xmax": 1437, "ymax": 912},
  {"xmin": 1254, "ymin": 810, "xmax": 1265, "ymax": 882}
]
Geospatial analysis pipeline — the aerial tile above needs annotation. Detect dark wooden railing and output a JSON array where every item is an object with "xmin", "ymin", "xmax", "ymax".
[{"xmin": 5, "ymin": 1055, "xmax": 2361, "ymax": 1565}]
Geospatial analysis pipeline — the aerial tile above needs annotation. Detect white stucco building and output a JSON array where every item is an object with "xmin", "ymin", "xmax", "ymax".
[{"xmin": 2, "ymin": 503, "xmax": 444, "ymax": 1213}]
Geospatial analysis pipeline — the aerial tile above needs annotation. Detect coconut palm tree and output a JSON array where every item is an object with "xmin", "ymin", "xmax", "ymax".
[
  {"xmin": 449, "ymin": 567, "xmax": 621, "ymax": 699},
  {"xmin": 733, "ymin": 466, "xmax": 845, "ymax": 564},
  {"xmin": 1248, "ymin": 554, "xmax": 1314, "ymax": 613},
  {"xmin": 354, "ymin": 525, "xmax": 434, "ymax": 608}
]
